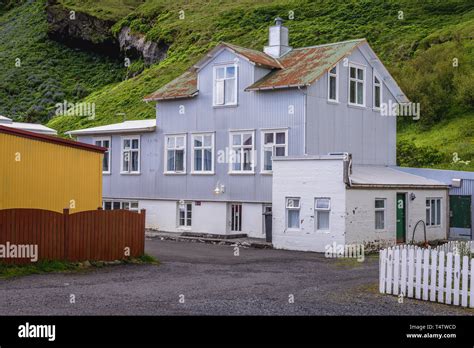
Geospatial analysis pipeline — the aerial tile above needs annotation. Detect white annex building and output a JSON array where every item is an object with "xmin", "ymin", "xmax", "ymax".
[{"xmin": 272, "ymin": 155, "xmax": 448, "ymax": 252}]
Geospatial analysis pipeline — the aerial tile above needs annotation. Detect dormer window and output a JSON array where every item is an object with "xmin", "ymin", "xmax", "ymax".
[
  {"xmin": 213, "ymin": 64, "xmax": 237, "ymax": 106},
  {"xmin": 327, "ymin": 64, "xmax": 338, "ymax": 102}
]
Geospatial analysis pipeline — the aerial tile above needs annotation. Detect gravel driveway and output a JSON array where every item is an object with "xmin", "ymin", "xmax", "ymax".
[{"xmin": 0, "ymin": 238, "xmax": 472, "ymax": 315}]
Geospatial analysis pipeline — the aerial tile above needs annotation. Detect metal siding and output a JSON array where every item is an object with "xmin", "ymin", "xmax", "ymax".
[
  {"xmin": 306, "ymin": 47, "xmax": 396, "ymax": 165},
  {"xmin": 80, "ymin": 49, "xmax": 305, "ymax": 203},
  {"xmin": 0, "ymin": 133, "xmax": 102, "ymax": 212}
]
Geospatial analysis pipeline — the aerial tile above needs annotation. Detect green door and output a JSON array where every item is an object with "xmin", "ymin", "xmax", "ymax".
[
  {"xmin": 396, "ymin": 193, "xmax": 406, "ymax": 243},
  {"xmin": 450, "ymin": 195, "xmax": 471, "ymax": 229}
]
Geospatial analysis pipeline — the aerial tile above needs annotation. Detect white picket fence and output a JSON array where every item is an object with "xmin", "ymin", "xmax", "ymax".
[{"xmin": 380, "ymin": 245, "xmax": 474, "ymax": 308}]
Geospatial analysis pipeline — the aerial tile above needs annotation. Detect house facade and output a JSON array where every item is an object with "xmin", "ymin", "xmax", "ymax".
[
  {"xmin": 70, "ymin": 18, "xmax": 413, "ymax": 241},
  {"xmin": 396, "ymin": 167, "xmax": 474, "ymax": 241}
]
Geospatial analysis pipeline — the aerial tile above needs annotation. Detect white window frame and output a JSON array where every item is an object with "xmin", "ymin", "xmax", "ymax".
[
  {"xmin": 165, "ymin": 134, "xmax": 187, "ymax": 174},
  {"xmin": 315, "ymin": 197, "xmax": 331, "ymax": 231},
  {"xmin": 373, "ymin": 72, "xmax": 382, "ymax": 110},
  {"xmin": 261, "ymin": 129, "xmax": 288, "ymax": 173},
  {"xmin": 327, "ymin": 64, "xmax": 338, "ymax": 102},
  {"xmin": 103, "ymin": 200, "xmax": 139, "ymax": 211},
  {"xmin": 191, "ymin": 132, "xmax": 215, "ymax": 174},
  {"xmin": 120, "ymin": 135, "xmax": 140, "ymax": 174},
  {"xmin": 213, "ymin": 63, "xmax": 238, "ymax": 107},
  {"xmin": 286, "ymin": 197, "xmax": 301, "ymax": 230},
  {"xmin": 228, "ymin": 130, "xmax": 255, "ymax": 174},
  {"xmin": 426, "ymin": 198, "xmax": 442, "ymax": 227},
  {"xmin": 375, "ymin": 198, "xmax": 386, "ymax": 230},
  {"xmin": 177, "ymin": 201, "xmax": 192, "ymax": 228},
  {"xmin": 94, "ymin": 137, "xmax": 111, "ymax": 174},
  {"xmin": 348, "ymin": 63, "xmax": 366, "ymax": 107}
]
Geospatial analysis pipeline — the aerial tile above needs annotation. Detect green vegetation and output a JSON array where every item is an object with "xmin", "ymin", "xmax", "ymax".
[
  {"xmin": 59, "ymin": 0, "xmax": 145, "ymax": 21},
  {"xmin": 0, "ymin": 260, "xmax": 83, "ymax": 279},
  {"xmin": 0, "ymin": 254, "xmax": 158, "ymax": 279},
  {"xmin": 398, "ymin": 113, "xmax": 474, "ymax": 171},
  {"xmin": 0, "ymin": 0, "xmax": 125, "ymax": 123},
  {"xmin": 0, "ymin": 0, "xmax": 472, "ymax": 170}
]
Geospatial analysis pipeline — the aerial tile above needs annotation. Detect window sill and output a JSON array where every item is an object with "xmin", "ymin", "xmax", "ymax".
[
  {"xmin": 102, "ymin": 172, "xmax": 111, "ymax": 176},
  {"xmin": 285, "ymin": 228, "xmax": 301, "ymax": 233},
  {"xmin": 191, "ymin": 172, "xmax": 215, "ymax": 175},
  {"xmin": 120, "ymin": 172, "xmax": 141, "ymax": 175},
  {"xmin": 316, "ymin": 230, "xmax": 331, "ymax": 234},
  {"xmin": 327, "ymin": 100, "xmax": 339, "ymax": 105},
  {"xmin": 228, "ymin": 171, "xmax": 255, "ymax": 175},
  {"xmin": 213, "ymin": 104, "xmax": 238, "ymax": 109},
  {"xmin": 347, "ymin": 103, "xmax": 367, "ymax": 110},
  {"xmin": 260, "ymin": 171, "xmax": 273, "ymax": 175}
]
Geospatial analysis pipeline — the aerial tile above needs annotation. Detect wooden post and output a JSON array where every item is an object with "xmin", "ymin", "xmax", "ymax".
[
  {"xmin": 140, "ymin": 209, "xmax": 146, "ymax": 255},
  {"xmin": 63, "ymin": 208, "xmax": 69, "ymax": 261}
]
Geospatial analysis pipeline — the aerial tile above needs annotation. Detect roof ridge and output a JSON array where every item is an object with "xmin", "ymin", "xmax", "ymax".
[{"xmin": 291, "ymin": 38, "xmax": 366, "ymax": 51}]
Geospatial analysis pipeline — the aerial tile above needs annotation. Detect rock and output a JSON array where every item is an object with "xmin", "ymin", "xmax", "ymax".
[
  {"xmin": 83, "ymin": 260, "xmax": 91, "ymax": 268},
  {"xmin": 46, "ymin": 0, "xmax": 119, "ymax": 57},
  {"xmin": 118, "ymin": 27, "xmax": 168, "ymax": 66}
]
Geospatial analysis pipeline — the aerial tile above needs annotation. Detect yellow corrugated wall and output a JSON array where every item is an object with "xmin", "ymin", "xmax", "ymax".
[{"xmin": 0, "ymin": 133, "xmax": 102, "ymax": 213}]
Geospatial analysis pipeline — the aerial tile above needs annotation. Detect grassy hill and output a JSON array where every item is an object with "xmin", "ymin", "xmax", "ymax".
[
  {"xmin": 0, "ymin": 0, "xmax": 125, "ymax": 123},
  {"xmin": 1, "ymin": 0, "xmax": 472, "ymax": 170}
]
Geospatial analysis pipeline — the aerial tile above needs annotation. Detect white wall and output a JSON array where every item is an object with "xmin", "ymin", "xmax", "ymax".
[
  {"xmin": 272, "ymin": 158, "xmax": 347, "ymax": 252},
  {"xmin": 345, "ymin": 189, "xmax": 448, "ymax": 247},
  {"xmin": 139, "ymin": 199, "xmax": 257, "ymax": 236}
]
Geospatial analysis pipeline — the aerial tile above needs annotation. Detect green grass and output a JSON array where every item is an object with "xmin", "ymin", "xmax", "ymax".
[
  {"xmin": 398, "ymin": 113, "xmax": 474, "ymax": 171},
  {"xmin": 0, "ymin": 254, "xmax": 159, "ymax": 279},
  {"xmin": 58, "ymin": 0, "xmax": 145, "ymax": 21},
  {"xmin": 0, "ymin": 260, "xmax": 83, "ymax": 279},
  {"xmin": 0, "ymin": 0, "xmax": 126, "ymax": 123}
]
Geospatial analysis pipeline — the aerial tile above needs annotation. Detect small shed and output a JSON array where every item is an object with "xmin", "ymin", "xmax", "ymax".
[
  {"xmin": 0, "ymin": 125, "xmax": 105, "ymax": 213},
  {"xmin": 395, "ymin": 167, "xmax": 474, "ymax": 240}
]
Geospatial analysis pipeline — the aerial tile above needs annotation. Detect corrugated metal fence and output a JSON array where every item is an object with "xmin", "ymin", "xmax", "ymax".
[{"xmin": 0, "ymin": 208, "xmax": 145, "ymax": 263}]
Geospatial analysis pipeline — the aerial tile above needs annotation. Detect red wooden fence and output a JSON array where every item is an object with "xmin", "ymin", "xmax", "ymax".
[{"xmin": 0, "ymin": 208, "xmax": 145, "ymax": 263}]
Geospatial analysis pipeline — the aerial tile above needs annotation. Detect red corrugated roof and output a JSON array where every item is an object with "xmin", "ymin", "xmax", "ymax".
[
  {"xmin": 143, "ymin": 39, "xmax": 365, "ymax": 101},
  {"xmin": 143, "ymin": 70, "xmax": 198, "ymax": 102},
  {"xmin": 247, "ymin": 39, "xmax": 364, "ymax": 90},
  {"xmin": 0, "ymin": 125, "xmax": 106, "ymax": 153}
]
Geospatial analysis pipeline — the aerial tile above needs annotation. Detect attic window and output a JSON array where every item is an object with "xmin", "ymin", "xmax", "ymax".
[
  {"xmin": 213, "ymin": 65, "xmax": 237, "ymax": 106},
  {"xmin": 349, "ymin": 64, "xmax": 365, "ymax": 107}
]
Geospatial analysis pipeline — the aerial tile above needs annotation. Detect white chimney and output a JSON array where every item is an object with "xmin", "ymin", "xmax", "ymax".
[{"xmin": 264, "ymin": 17, "xmax": 292, "ymax": 58}]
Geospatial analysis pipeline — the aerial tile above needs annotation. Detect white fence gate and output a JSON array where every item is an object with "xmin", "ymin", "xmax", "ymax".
[{"xmin": 379, "ymin": 245, "xmax": 474, "ymax": 308}]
